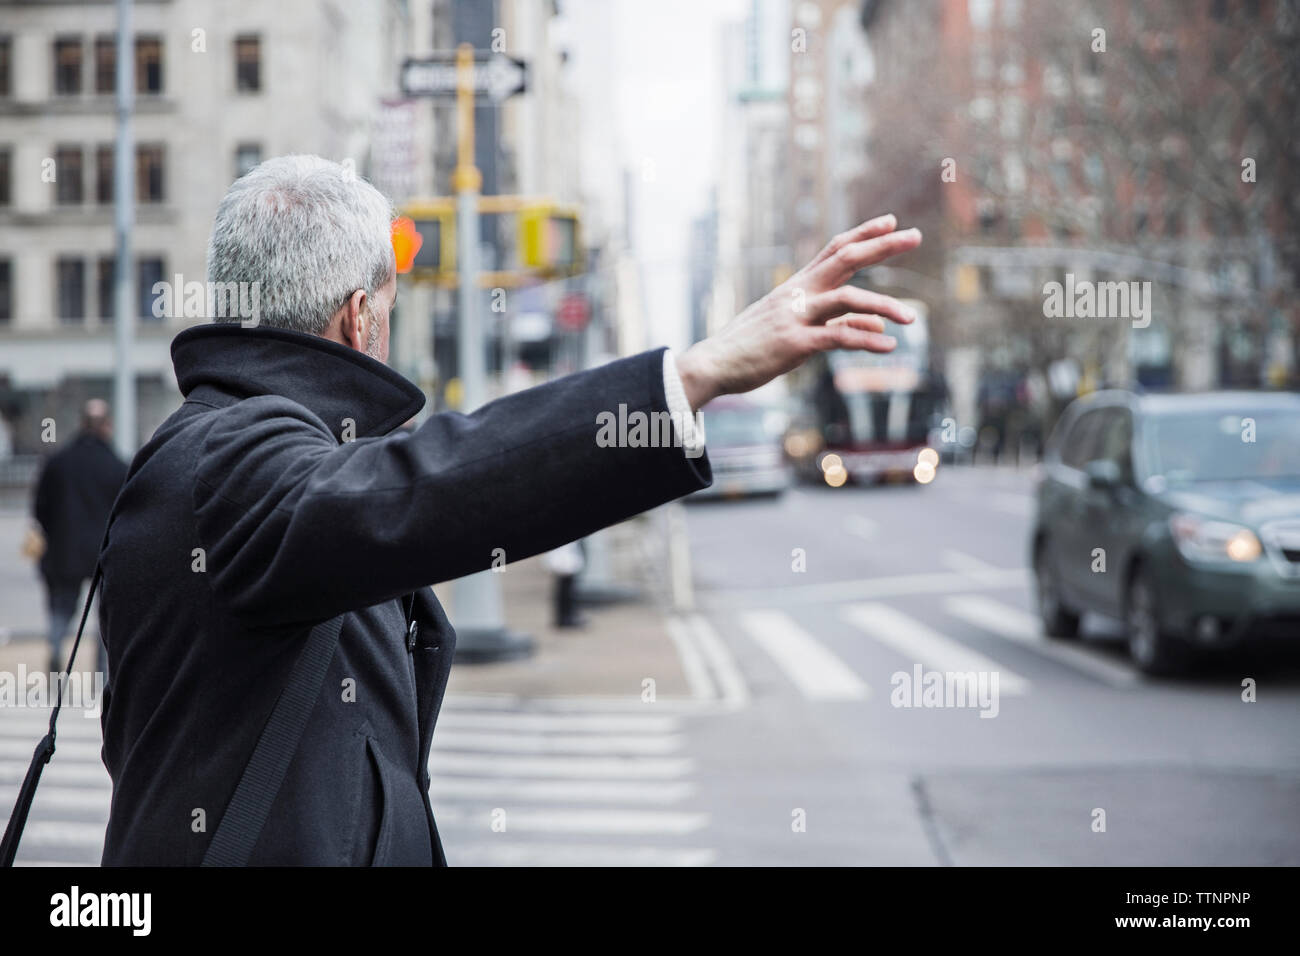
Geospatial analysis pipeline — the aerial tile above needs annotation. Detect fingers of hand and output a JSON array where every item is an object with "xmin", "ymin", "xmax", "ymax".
[
  {"xmin": 826, "ymin": 313, "xmax": 887, "ymax": 335},
  {"xmin": 802, "ymin": 214, "xmax": 898, "ymax": 274},
  {"xmin": 811, "ymin": 322, "xmax": 898, "ymax": 354},
  {"xmin": 812, "ymin": 227, "xmax": 922, "ymax": 289},
  {"xmin": 808, "ymin": 286, "xmax": 917, "ymax": 326}
]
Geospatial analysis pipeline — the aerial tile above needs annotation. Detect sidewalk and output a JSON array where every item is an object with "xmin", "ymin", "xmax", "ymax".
[
  {"xmin": 0, "ymin": 508, "xmax": 693, "ymax": 701},
  {"xmin": 438, "ymin": 517, "xmax": 692, "ymax": 699}
]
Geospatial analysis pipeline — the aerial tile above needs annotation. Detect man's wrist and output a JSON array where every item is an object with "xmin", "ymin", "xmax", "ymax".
[{"xmin": 676, "ymin": 342, "xmax": 720, "ymax": 411}]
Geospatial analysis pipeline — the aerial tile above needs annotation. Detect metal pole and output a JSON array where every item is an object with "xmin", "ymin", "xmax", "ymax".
[
  {"xmin": 112, "ymin": 0, "xmax": 135, "ymax": 460},
  {"xmin": 449, "ymin": 43, "xmax": 531, "ymax": 661}
]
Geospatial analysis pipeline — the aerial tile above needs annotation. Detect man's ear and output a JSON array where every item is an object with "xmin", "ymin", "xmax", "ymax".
[{"xmin": 339, "ymin": 289, "xmax": 369, "ymax": 353}]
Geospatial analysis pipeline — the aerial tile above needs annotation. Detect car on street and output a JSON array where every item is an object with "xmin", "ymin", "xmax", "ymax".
[
  {"xmin": 1031, "ymin": 390, "xmax": 1300, "ymax": 674},
  {"xmin": 691, "ymin": 396, "xmax": 791, "ymax": 499}
]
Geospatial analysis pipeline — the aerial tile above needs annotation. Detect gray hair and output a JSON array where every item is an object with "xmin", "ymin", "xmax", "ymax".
[{"xmin": 206, "ymin": 155, "xmax": 394, "ymax": 335}]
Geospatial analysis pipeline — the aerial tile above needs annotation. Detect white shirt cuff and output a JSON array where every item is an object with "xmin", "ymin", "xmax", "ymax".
[{"xmin": 662, "ymin": 349, "xmax": 706, "ymax": 459}]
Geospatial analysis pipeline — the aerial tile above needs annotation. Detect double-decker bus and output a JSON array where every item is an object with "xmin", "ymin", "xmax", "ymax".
[{"xmin": 784, "ymin": 299, "xmax": 945, "ymax": 486}]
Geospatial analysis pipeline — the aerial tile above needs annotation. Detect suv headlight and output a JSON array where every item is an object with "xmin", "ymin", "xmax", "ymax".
[{"xmin": 1169, "ymin": 513, "xmax": 1262, "ymax": 564}]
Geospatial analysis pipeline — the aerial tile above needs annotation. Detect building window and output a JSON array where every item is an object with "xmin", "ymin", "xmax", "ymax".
[
  {"xmin": 138, "ymin": 256, "xmax": 164, "ymax": 320},
  {"xmin": 0, "ymin": 36, "xmax": 12, "ymax": 99},
  {"xmin": 235, "ymin": 35, "xmax": 261, "ymax": 92},
  {"xmin": 0, "ymin": 259, "xmax": 11, "ymax": 325},
  {"xmin": 96, "ymin": 145, "xmax": 113, "ymax": 203},
  {"xmin": 136, "ymin": 35, "xmax": 163, "ymax": 94},
  {"xmin": 136, "ymin": 144, "xmax": 164, "ymax": 202},
  {"xmin": 98, "ymin": 256, "xmax": 115, "ymax": 320},
  {"xmin": 57, "ymin": 258, "xmax": 86, "ymax": 323},
  {"xmin": 234, "ymin": 143, "xmax": 262, "ymax": 178},
  {"xmin": 54, "ymin": 37, "xmax": 83, "ymax": 95},
  {"xmin": 0, "ymin": 147, "xmax": 10, "ymax": 206},
  {"xmin": 55, "ymin": 146, "xmax": 84, "ymax": 204},
  {"xmin": 95, "ymin": 36, "xmax": 115, "ymax": 93}
]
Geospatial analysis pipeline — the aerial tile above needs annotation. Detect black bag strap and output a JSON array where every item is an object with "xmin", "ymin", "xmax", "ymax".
[
  {"xmin": 201, "ymin": 614, "xmax": 346, "ymax": 866},
  {"xmin": 0, "ymin": 565, "xmax": 103, "ymax": 867}
]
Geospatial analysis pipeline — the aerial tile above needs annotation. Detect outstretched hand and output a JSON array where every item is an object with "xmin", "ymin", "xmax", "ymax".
[{"xmin": 675, "ymin": 214, "xmax": 923, "ymax": 410}]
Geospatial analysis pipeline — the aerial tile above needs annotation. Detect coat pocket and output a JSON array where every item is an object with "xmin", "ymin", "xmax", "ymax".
[{"xmin": 364, "ymin": 736, "xmax": 396, "ymax": 867}]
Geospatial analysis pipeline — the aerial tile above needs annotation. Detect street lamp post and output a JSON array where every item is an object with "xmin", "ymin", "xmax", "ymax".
[{"xmin": 112, "ymin": 0, "xmax": 136, "ymax": 460}]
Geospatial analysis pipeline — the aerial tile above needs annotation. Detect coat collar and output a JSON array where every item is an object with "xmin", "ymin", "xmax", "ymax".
[{"xmin": 171, "ymin": 324, "xmax": 426, "ymax": 441}]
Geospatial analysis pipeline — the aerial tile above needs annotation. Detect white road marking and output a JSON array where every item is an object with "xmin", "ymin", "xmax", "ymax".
[
  {"xmin": 448, "ymin": 842, "xmax": 716, "ymax": 867},
  {"xmin": 1, "ymin": 787, "xmax": 109, "ymax": 812},
  {"xmin": 0, "ymin": 760, "xmax": 109, "ymax": 786},
  {"xmin": 432, "ymin": 731, "xmax": 683, "ymax": 756},
  {"xmin": 429, "ymin": 778, "xmax": 695, "ymax": 805},
  {"xmin": 942, "ymin": 595, "xmax": 1139, "ymax": 688},
  {"xmin": 18, "ymin": 821, "xmax": 104, "ymax": 848},
  {"xmin": 0, "ymin": 713, "xmax": 103, "ymax": 736},
  {"xmin": 684, "ymin": 614, "xmax": 750, "ymax": 706},
  {"xmin": 707, "ymin": 568, "xmax": 1028, "ymax": 610},
  {"xmin": 941, "ymin": 549, "xmax": 1002, "ymax": 575},
  {"xmin": 436, "ymin": 711, "xmax": 681, "ymax": 734},
  {"xmin": 666, "ymin": 615, "xmax": 718, "ymax": 701},
  {"xmin": 842, "ymin": 602, "xmax": 1030, "ymax": 695},
  {"xmin": 430, "ymin": 753, "xmax": 694, "ymax": 779},
  {"xmin": 739, "ymin": 610, "xmax": 869, "ymax": 701},
  {"xmin": 436, "ymin": 807, "xmax": 709, "ymax": 836},
  {"xmin": 0, "ymin": 737, "xmax": 101, "ymax": 760}
]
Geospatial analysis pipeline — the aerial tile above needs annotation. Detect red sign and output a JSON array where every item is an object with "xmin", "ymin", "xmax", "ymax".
[{"xmin": 556, "ymin": 292, "xmax": 590, "ymax": 331}]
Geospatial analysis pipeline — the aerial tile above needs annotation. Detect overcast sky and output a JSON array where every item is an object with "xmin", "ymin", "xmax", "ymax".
[{"xmin": 563, "ymin": 0, "xmax": 749, "ymax": 352}]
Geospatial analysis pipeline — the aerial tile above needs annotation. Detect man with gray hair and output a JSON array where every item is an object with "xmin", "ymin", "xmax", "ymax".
[{"xmin": 89, "ymin": 155, "xmax": 920, "ymax": 865}]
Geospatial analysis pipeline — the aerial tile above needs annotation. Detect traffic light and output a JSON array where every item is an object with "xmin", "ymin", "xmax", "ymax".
[
  {"xmin": 520, "ymin": 204, "xmax": 583, "ymax": 277},
  {"xmin": 397, "ymin": 202, "xmax": 455, "ymax": 277},
  {"xmin": 398, "ymin": 199, "xmax": 583, "ymax": 283}
]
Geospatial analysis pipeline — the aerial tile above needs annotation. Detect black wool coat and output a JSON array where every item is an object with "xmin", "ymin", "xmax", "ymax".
[{"xmin": 97, "ymin": 324, "xmax": 711, "ymax": 865}]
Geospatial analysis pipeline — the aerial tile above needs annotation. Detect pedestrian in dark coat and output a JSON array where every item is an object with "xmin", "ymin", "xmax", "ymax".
[{"xmin": 32, "ymin": 399, "xmax": 126, "ymax": 675}]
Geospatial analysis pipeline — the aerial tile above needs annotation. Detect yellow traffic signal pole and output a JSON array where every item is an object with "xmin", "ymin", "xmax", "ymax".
[{"xmin": 449, "ymin": 43, "xmax": 531, "ymax": 660}]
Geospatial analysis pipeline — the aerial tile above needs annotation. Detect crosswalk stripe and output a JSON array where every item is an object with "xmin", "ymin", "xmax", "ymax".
[
  {"xmin": 0, "ymin": 738, "xmax": 102, "ymax": 760},
  {"xmin": 432, "ymin": 731, "xmax": 683, "ymax": 755},
  {"xmin": 942, "ymin": 595, "xmax": 1139, "ymax": 688},
  {"xmin": 2, "ymin": 787, "xmax": 109, "ymax": 812},
  {"xmin": 430, "ymin": 778, "xmax": 695, "ymax": 805},
  {"xmin": 738, "ymin": 610, "xmax": 869, "ymax": 701},
  {"xmin": 437, "ymin": 711, "xmax": 681, "ymax": 734},
  {"xmin": 842, "ymin": 602, "xmax": 1030, "ymax": 695},
  {"xmin": 448, "ymin": 843, "xmax": 716, "ymax": 867},
  {"xmin": 438, "ymin": 694, "xmax": 720, "ymax": 714},
  {"xmin": 431, "ymin": 753, "xmax": 693, "ymax": 779},
  {"xmin": 435, "ymin": 807, "xmax": 709, "ymax": 836},
  {"xmin": 0, "ymin": 714, "xmax": 103, "ymax": 737},
  {"xmin": 0, "ymin": 760, "xmax": 110, "ymax": 786},
  {"xmin": 18, "ymin": 821, "xmax": 105, "ymax": 848}
]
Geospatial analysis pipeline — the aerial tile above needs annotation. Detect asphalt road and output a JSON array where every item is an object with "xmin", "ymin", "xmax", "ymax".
[{"xmin": 676, "ymin": 464, "xmax": 1300, "ymax": 865}]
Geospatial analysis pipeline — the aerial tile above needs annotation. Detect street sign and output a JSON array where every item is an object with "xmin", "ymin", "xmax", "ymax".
[
  {"xmin": 401, "ymin": 53, "xmax": 528, "ymax": 102},
  {"xmin": 556, "ymin": 292, "xmax": 590, "ymax": 332}
]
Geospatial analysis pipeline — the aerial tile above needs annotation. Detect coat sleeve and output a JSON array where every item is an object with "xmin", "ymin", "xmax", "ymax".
[{"xmin": 192, "ymin": 348, "xmax": 712, "ymax": 626}]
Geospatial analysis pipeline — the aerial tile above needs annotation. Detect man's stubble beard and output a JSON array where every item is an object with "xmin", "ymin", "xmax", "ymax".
[{"xmin": 365, "ymin": 308, "xmax": 384, "ymax": 362}]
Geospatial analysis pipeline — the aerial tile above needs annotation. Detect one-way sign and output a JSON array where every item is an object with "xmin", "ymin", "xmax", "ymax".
[{"xmin": 401, "ymin": 53, "xmax": 529, "ymax": 102}]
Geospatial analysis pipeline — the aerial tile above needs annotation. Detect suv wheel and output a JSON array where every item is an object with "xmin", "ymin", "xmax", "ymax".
[
  {"xmin": 1125, "ymin": 567, "xmax": 1186, "ymax": 676},
  {"xmin": 1034, "ymin": 540, "xmax": 1080, "ymax": 638}
]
